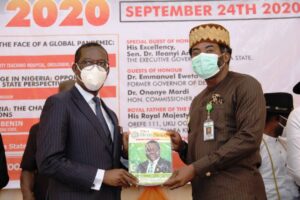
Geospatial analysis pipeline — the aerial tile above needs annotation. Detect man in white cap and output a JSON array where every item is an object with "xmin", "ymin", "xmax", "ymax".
[
  {"xmin": 259, "ymin": 92, "xmax": 299, "ymax": 200},
  {"xmin": 284, "ymin": 82, "xmax": 300, "ymax": 192}
]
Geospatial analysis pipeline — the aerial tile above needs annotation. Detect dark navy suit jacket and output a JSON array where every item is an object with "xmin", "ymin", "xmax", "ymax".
[
  {"xmin": 21, "ymin": 123, "xmax": 49, "ymax": 200},
  {"xmin": 36, "ymin": 86, "xmax": 122, "ymax": 200}
]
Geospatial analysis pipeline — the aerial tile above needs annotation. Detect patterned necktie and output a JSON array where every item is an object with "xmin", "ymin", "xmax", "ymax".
[
  {"xmin": 147, "ymin": 162, "xmax": 154, "ymax": 173},
  {"xmin": 93, "ymin": 97, "xmax": 112, "ymax": 144}
]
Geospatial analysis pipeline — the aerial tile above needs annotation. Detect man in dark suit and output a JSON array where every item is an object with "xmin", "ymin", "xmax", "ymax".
[
  {"xmin": 36, "ymin": 42, "xmax": 137, "ymax": 200},
  {"xmin": 136, "ymin": 140, "xmax": 171, "ymax": 173},
  {"xmin": 0, "ymin": 133, "xmax": 9, "ymax": 189}
]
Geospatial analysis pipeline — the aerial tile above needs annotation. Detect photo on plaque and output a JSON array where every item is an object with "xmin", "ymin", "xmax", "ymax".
[{"xmin": 128, "ymin": 128, "xmax": 172, "ymax": 186}]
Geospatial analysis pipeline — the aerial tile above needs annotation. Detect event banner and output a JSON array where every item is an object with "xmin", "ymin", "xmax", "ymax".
[{"xmin": 0, "ymin": 0, "xmax": 299, "ymax": 188}]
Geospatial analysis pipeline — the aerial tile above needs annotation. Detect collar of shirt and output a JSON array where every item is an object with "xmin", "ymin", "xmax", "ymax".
[
  {"xmin": 75, "ymin": 83, "xmax": 100, "ymax": 104},
  {"xmin": 263, "ymin": 133, "xmax": 278, "ymax": 144},
  {"xmin": 149, "ymin": 157, "xmax": 160, "ymax": 166},
  {"xmin": 75, "ymin": 83, "xmax": 114, "ymax": 140},
  {"xmin": 75, "ymin": 83, "xmax": 100, "ymax": 114},
  {"xmin": 263, "ymin": 134, "xmax": 287, "ymax": 150},
  {"xmin": 147, "ymin": 157, "xmax": 160, "ymax": 173}
]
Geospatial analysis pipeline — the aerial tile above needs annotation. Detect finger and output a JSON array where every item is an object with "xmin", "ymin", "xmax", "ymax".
[
  {"xmin": 118, "ymin": 172, "xmax": 131, "ymax": 187},
  {"xmin": 169, "ymin": 182, "xmax": 182, "ymax": 190},
  {"xmin": 122, "ymin": 132, "xmax": 128, "ymax": 140},
  {"xmin": 165, "ymin": 178, "xmax": 182, "ymax": 189},
  {"xmin": 122, "ymin": 170, "xmax": 137, "ymax": 180},
  {"xmin": 127, "ymin": 172, "xmax": 138, "ymax": 180},
  {"xmin": 122, "ymin": 179, "xmax": 131, "ymax": 188},
  {"xmin": 126, "ymin": 173, "xmax": 138, "ymax": 185},
  {"xmin": 163, "ymin": 174, "xmax": 177, "ymax": 185},
  {"xmin": 123, "ymin": 172, "xmax": 138, "ymax": 185},
  {"xmin": 163, "ymin": 171, "xmax": 179, "ymax": 185},
  {"xmin": 126, "ymin": 173, "xmax": 138, "ymax": 183},
  {"xmin": 166, "ymin": 131, "xmax": 175, "ymax": 137},
  {"xmin": 119, "ymin": 177, "xmax": 130, "ymax": 187},
  {"xmin": 163, "ymin": 178, "xmax": 177, "ymax": 187},
  {"xmin": 172, "ymin": 170, "xmax": 179, "ymax": 177},
  {"xmin": 123, "ymin": 131, "xmax": 129, "ymax": 137},
  {"xmin": 124, "ymin": 176, "xmax": 137, "ymax": 186},
  {"xmin": 171, "ymin": 143, "xmax": 180, "ymax": 150},
  {"xmin": 170, "ymin": 134, "xmax": 180, "ymax": 142}
]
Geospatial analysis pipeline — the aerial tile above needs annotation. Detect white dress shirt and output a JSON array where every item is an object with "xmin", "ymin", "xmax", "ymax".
[
  {"xmin": 259, "ymin": 134, "xmax": 299, "ymax": 200},
  {"xmin": 284, "ymin": 107, "xmax": 300, "ymax": 186},
  {"xmin": 75, "ymin": 83, "xmax": 114, "ymax": 190}
]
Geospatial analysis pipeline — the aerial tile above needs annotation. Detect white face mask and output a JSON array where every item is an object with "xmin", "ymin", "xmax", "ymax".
[{"xmin": 76, "ymin": 64, "xmax": 107, "ymax": 91}]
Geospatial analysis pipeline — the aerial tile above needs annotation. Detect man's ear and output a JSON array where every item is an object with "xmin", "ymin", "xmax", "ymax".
[
  {"xmin": 72, "ymin": 63, "xmax": 80, "ymax": 77},
  {"xmin": 223, "ymin": 52, "xmax": 231, "ymax": 64},
  {"xmin": 72, "ymin": 63, "xmax": 77, "ymax": 73}
]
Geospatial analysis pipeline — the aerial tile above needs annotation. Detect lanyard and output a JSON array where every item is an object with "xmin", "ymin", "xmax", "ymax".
[{"xmin": 206, "ymin": 102, "xmax": 213, "ymax": 118}]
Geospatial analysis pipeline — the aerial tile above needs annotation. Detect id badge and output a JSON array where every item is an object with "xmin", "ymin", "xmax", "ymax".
[{"xmin": 203, "ymin": 119, "xmax": 214, "ymax": 141}]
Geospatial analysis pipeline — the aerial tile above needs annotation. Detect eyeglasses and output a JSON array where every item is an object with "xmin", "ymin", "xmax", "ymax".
[{"xmin": 77, "ymin": 60, "xmax": 109, "ymax": 71}]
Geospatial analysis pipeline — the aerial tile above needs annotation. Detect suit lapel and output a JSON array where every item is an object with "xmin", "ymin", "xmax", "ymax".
[
  {"xmin": 101, "ymin": 100, "xmax": 120, "ymax": 161},
  {"xmin": 70, "ymin": 87, "xmax": 113, "ymax": 155}
]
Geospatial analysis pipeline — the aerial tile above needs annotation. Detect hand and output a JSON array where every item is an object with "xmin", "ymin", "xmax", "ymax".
[
  {"xmin": 103, "ymin": 169, "xmax": 138, "ymax": 188},
  {"xmin": 163, "ymin": 164, "xmax": 195, "ymax": 190},
  {"xmin": 167, "ymin": 130, "xmax": 183, "ymax": 152},
  {"xmin": 22, "ymin": 193, "xmax": 35, "ymax": 200},
  {"xmin": 20, "ymin": 170, "xmax": 36, "ymax": 200},
  {"xmin": 122, "ymin": 131, "xmax": 129, "ymax": 157}
]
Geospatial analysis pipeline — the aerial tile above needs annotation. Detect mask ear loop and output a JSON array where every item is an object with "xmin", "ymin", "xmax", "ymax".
[
  {"xmin": 218, "ymin": 53, "xmax": 226, "ymax": 70},
  {"xmin": 278, "ymin": 122, "xmax": 285, "ymax": 129},
  {"xmin": 278, "ymin": 115, "xmax": 288, "ymax": 128},
  {"xmin": 105, "ymin": 65, "xmax": 110, "ymax": 76},
  {"xmin": 75, "ymin": 63, "xmax": 84, "ymax": 82},
  {"xmin": 279, "ymin": 115, "xmax": 288, "ymax": 121},
  {"xmin": 102, "ymin": 67, "xmax": 109, "ymax": 85}
]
